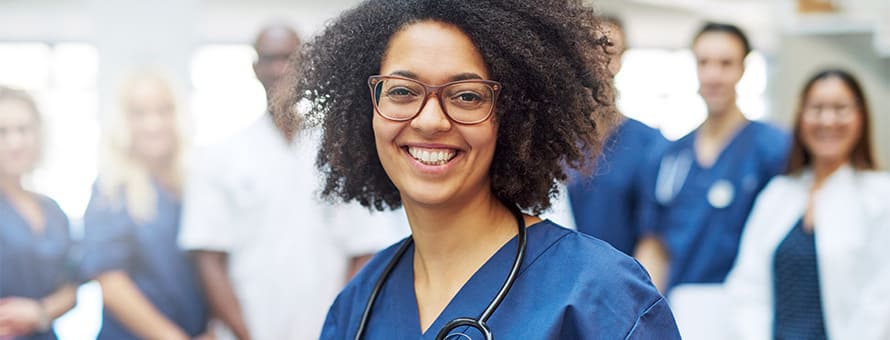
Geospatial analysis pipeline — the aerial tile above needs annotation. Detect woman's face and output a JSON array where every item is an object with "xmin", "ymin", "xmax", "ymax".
[
  {"xmin": 800, "ymin": 76, "xmax": 863, "ymax": 167},
  {"xmin": 374, "ymin": 21, "xmax": 498, "ymax": 209},
  {"xmin": 0, "ymin": 99, "xmax": 40, "ymax": 179},
  {"xmin": 125, "ymin": 80, "xmax": 178, "ymax": 165}
]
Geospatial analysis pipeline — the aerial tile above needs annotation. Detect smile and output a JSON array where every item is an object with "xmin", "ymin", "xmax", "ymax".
[{"xmin": 405, "ymin": 146, "xmax": 459, "ymax": 166}]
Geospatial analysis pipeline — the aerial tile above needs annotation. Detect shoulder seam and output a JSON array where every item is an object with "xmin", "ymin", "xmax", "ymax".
[
  {"xmin": 623, "ymin": 296, "xmax": 667, "ymax": 339},
  {"xmin": 517, "ymin": 229, "xmax": 574, "ymax": 276}
]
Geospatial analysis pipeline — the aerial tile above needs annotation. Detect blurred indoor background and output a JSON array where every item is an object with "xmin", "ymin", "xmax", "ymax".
[{"xmin": 1, "ymin": 0, "xmax": 887, "ymax": 338}]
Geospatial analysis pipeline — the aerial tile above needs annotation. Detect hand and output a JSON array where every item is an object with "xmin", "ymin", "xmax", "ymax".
[
  {"xmin": 0, "ymin": 297, "xmax": 44, "ymax": 337},
  {"xmin": 194, "ymin": 331, "xmax": 216, "ymax": 340}
]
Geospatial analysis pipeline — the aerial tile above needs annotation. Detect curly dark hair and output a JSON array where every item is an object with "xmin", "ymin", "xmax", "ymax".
[{"xmin": 273, "ymin": 0, "xmax": 618, "ymax": 214}]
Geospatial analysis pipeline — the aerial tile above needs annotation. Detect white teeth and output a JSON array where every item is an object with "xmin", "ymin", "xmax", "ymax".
[{"xmin": 407, "ymin": 146, "xmax": 456, "ymax": 165}]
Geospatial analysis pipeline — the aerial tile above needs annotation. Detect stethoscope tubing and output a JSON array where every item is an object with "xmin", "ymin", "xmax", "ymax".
[{"xmin": 354, "ymin": 203, "xmax": 528, "ymax": 340}]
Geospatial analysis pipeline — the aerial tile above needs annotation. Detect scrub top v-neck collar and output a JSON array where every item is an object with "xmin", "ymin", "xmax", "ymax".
[
  {"xmin": 0, "ymin": 191, "xmax": 50, "ymax": 240},
  {"xmin": 690, "ymin": 120, "xmax": 753, "ymax": 171},
  {"xmin": 384, "ymin": 223, "xmax": 543, "ymax": 338}
]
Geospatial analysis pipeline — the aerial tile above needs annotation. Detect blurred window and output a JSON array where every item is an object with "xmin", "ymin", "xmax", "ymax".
[
  {"xmin": 190, "ymin": 44, "xmax": 267, "ymax": 146},
  {"xmin": 0, "ymin": 42, "xmax": 99, "ymax": 222},
  {"xmin": 616, "ymin": 48, "xmax": 769, "ymax": 140}
]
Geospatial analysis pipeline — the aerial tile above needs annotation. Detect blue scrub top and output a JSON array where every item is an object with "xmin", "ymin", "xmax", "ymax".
[
  {"xmin": 640, "ymin": 121, "xmax": 789, "ymax": 291},
  {"xmin": 0, "ymin": 192, "xmax": 72, "ymax": 340},
  {"xmin": 321, "ymin": 220, "xmax": 680, "ymax": 339},
  {"xmin": 567, "ymin": 118, "xmax": 667, "ymax": 255},
  {"xmin": 80, "ymin": 182, "xmax": 207, "ymax": 339}
]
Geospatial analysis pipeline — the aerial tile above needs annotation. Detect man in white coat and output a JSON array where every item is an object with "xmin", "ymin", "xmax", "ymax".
[{"xmin": 179, "ymin": 24, "xmax": 404, "ymax": 340}]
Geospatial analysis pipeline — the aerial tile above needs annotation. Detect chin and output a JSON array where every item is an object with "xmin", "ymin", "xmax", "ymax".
[
  {"xmin": 400, "ymin": 187, "xmax": 456, "ymax": 208},
  {"xmin": 811, "ymin": 152, "xmax": 850, "ymax": 165}
]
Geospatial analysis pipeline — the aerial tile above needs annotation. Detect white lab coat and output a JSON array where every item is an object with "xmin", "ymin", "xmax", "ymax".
[{"xmin": 724, "ymin": 164, "xmax": 890, "ymax": 340}]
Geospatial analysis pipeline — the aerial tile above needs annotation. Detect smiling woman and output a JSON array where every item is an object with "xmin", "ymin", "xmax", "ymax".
[
  {"xmin": 0, "ymin": 86, "xmax": 77, "ymax": 340},
  {"xmin": 79, "ymin": 71, "xmax": 208, "ymax": 340},
  {"xmin": 726, "ymin": 69, "xmax": 890, "ymax": 340},
  {"xmin": 274, "ymin": 0, "xmax": 681, "ymax": 339}
]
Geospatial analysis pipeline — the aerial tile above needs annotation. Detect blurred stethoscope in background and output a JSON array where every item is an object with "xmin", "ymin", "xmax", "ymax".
[
  {"xmin": 354, "ymin": 204, "xmax": 528, "ymax": 340},
  {"xmin": 655, "ymin": 149, "xmax": 735, "ymax": 209}
]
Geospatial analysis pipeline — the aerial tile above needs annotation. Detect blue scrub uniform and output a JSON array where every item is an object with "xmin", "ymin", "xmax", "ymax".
[
  {"xmin": 80, "ymin": 182, "xmax": 207, "ymax": 339},
  {"xmin": 568, "ymin": 118, "xmax": 667, "ymax": 255},
  {"xmin": 321, "ymin": 220, "xmax": 680, "ymax": 339},
  {"xmin": 0, "ymin": 193, "xmax": 72, "ymax": 340},
  {"xmin": 641, "ymin": 121, "xmax": 788, "ymax": 291}
]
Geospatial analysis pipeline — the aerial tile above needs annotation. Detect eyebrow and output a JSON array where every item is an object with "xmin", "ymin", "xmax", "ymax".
[{"xmin": 388, "ymin": 70, "xmax": 485, "ymax": 82}]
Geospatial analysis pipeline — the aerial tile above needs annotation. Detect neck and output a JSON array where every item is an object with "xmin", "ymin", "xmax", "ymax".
[
  {"xmin": 811, "ymin": 158, "xmax": 846, "ymax": 190},
  {"xmin": 700, "ymin": 105, "xmax": 747, "ymax": 139},
  {"xmin": 405, "ymin": 190, "xmax": 519, "ymax": 287},
  {"xmin": 0, "ymin": 175, "xmax": 24, "ymax": 197},
  {"xmin": 142, "ymin": 156, "xmax": 177, "ymax": 191}
]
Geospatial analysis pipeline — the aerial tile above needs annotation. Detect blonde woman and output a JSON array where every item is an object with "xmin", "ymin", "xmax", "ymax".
[
  {"xmin": 79, "ymin": 71, "xmax": 208, "ymax": 340},
  {"xmin": 0, "ymin": 87, "xmax": 76, "ymax": 340}
]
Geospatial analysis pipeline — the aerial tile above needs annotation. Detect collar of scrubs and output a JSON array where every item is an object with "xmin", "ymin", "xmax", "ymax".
[{"xmin": 362, "ymin": 220, "xmax": 568, "ymax": 338}]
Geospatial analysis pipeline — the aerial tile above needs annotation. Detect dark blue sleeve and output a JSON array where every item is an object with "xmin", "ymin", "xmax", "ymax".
[
  {"xmin": 80, "ymin": 185, "xmax": 133, "ymax": 281},
  {"xmin": 764, "ymin": 128, "xmax": 791, "ymax": 179},
  {"xmin": 320, "ymin": 293, "xmax": 345, "ymax": 340},
  {"xmin": 624, "ymin": 297, "xmax": 682, "ymax": 339},
  {"xmin": 635, "ymin": 140, "xmax": 667, "ymax": 237},
  {"xmin": 569, "ymin": 252, "xmax": 682, "ymax": 339}
]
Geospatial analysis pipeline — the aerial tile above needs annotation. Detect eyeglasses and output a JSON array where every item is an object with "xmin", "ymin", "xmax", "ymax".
[
  {"xmin": 368, "ymin": 75, "xmax": 502, "ymax": 125},
  {"xmin": 803, "ymin": 102, "xmax": 858, "ymax": 121}
]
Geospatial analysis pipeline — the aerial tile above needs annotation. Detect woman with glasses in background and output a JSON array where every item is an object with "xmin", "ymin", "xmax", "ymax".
[
  {"xmin": 274, "ymin": 0, "xmax": 680, "ymax": 338},
  {"xmin": 79, "ymin": 71, "xmax": 208, "ymax": 340},
  {"xmin": 0, "ymin": 86, "xmax": 76, "ymax": 340},
  {"xmin": 726, "ymin": 69, "xmax": 890, "ymax": 340}
]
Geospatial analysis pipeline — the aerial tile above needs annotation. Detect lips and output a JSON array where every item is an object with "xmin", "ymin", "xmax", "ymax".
[{"xmin": 405, "ymin": 145, "xmax": 459, "ymax": 166}]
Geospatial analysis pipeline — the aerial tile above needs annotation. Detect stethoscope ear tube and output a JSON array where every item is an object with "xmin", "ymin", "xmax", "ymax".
[{"xmin": 353, "ymin": 237, "xmax": 414, "ymax": 340}]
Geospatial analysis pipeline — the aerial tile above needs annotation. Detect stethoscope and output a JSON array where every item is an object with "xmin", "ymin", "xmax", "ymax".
[
  {"xmin": 655, "ymin": 149, "xmax": 735, "ymax": 209},
  {"xmin": 354, "ymin": 203, "xmax": 528, "ymax": 340}
]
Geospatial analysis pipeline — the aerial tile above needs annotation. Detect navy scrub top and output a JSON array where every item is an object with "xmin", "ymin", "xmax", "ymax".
[
  {"xmin": 0, "ymin": 192, "xmax": 73, "ymax": 340},
  {"xmin": 567, "ymin": 117, "xmax": 667, "ymax": 255},
  {"xmin": 640, "ymin": 121, "xmax": 789, "ymax": 291},
  {"xmin": 80, "ymin": 182, "xmax": 207, "ymax": 339},
  {"xmin": 321, "ymin": 220, "xmax": 681, "ymax": 339}
]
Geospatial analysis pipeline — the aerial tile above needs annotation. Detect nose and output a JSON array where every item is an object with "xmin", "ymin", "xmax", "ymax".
[
  {"xmin": 700, "ymin": 69, "xmax": 720, "ymax": 85},
  {"xmin": 818, "ymin": 111, "xmax": 841, "ymax": 126},
  {"xmin": 409, "ymin": 93, "xmax": 452, "ymax": 134},
  {"xmin": 0, "ymin": 128, "xmax": 26, "ymax": 149}
]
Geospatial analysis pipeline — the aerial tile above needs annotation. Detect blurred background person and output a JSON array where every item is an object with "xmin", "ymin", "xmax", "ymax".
[
  {"xmin": 726, "ymin": 69, "xmax": 889, "ymax": 340},
  {"xmin": 79, "ymin": 71, "xmax": 208, "ymax": 340},
  {"xmin": 635, "ymin": 22, "xmax": 789, "ymax": 292},
  {"xmin": 566, "ymin": 15, "xmax": 667, "ymax": 256},
  {"xmin": 0, "ymin": 87, "xmax": 76, "ymax": 340},
  {"xmin": 179, "ymin": 23, "xmax": 403, "ymax": 340}
]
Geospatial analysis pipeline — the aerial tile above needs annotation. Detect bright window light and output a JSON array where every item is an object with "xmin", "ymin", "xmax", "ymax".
[
  {"xmin": 615, "ymin": 49, "xmax": 770, "ymax": 140},
  {"xmin": 190, "ymin": 44, "xmax": 267, "ymax": 146}
]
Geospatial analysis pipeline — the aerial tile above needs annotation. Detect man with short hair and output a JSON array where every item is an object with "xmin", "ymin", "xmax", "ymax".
[
  {"xmin": 179, "ymin": 24, "xmax": 401, "ymax": 340},
  {"xmin": 635, "ymin": 23, "xmax": 789, "ymax": 293}
]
